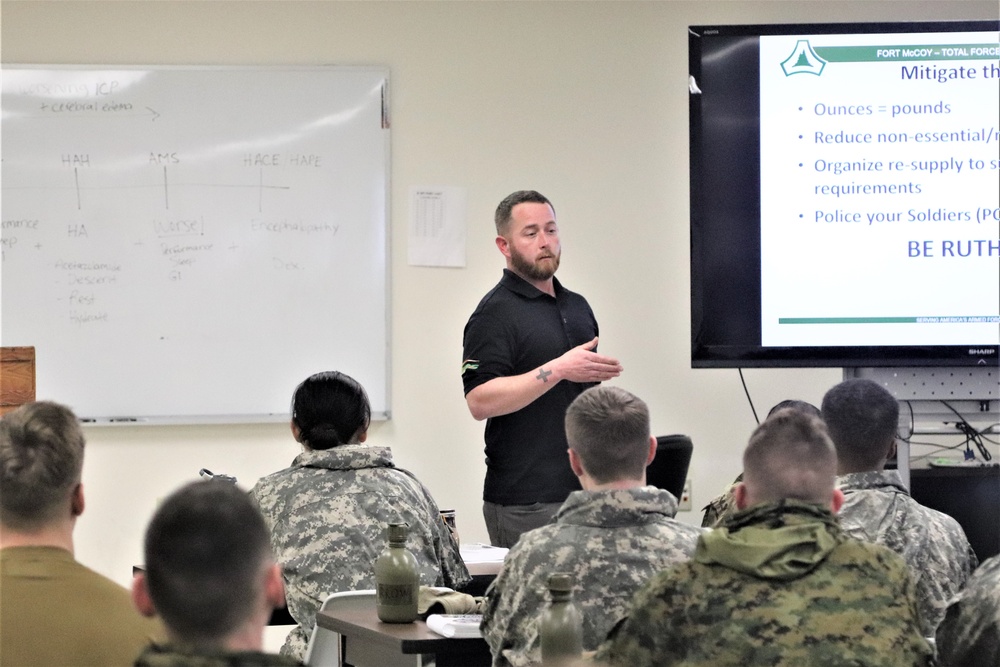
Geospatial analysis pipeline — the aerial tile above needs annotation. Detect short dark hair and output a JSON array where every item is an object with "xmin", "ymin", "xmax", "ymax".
[
  {"xmin": 494, "ymin": 190, "xmax": 553, "ymax": 235},
  {"xmin": 0, "ymin": 401, "xmax": 85, "ymax": 530},
  {"xmin": 565, "ymin": 386, "xmax": 650, "ymax": 485},
  {"xmin": 821, "ymin": 379, "xmax": 899, "ymax": 470},
  {"xmin": 143, "ymin": 480, "xmax": 273, "ymax": 645},
  {"xmin": 742, "ymin": 409, "xmax": 838, "ymax": 506},
  {"xmin": 291, "ymin": 371, "xmax": 371, "ymax": 450},
  {"xmin": 766, "ymin": 399, "xmax": 821, "ymax": 420}
]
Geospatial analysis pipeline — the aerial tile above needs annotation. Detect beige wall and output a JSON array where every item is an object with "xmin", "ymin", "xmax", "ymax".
[{"xmin": 3, "ymin": 0, "xmax": 996, "ymax": 616}]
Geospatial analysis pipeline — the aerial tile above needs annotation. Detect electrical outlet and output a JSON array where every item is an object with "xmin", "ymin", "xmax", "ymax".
[{"xmin": 678, "ymin": 478, "xmax": 692, "ymax": 511}]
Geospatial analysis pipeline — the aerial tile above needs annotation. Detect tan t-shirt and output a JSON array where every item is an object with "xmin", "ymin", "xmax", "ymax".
[{"xmin": 1, "ymin": 545, "xmax": 163, "ymax": 666}]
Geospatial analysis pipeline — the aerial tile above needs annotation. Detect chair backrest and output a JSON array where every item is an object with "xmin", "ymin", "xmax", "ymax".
[
  {"xmin": 304, "ymin": 590, "xmax": 376, "ymax": 667},
  {"xmin": 647, "ymin": 434, "xmax": 693, "ymax": 500}
]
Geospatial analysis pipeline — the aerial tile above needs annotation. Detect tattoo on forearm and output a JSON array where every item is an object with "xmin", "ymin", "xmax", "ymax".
[{"xmin": 536, "ymin": 367, "xmax": 552, "ymax": 383}]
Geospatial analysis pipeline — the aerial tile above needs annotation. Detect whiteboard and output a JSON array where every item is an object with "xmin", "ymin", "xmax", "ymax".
[{"xmin": 1, "ymin": 66, "xmax": 390, "ymax": 423}]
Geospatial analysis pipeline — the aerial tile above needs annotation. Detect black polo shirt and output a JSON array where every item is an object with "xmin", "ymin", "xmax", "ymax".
[{"xmin": 462, "ymin": 269, "xmax": 599, "ymax": 505}]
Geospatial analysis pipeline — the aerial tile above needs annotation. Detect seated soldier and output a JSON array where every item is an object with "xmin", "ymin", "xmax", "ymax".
[
  {"xmin": 1, "ymin": 401, "xmax": 162, "ymax": 666},
  {"xmin": 700, "ymin": 399, "xmax": 821, "ymax": 527},
  {"xmin": 822, "ymin": 378, "xmax": 977, "ymax": 634},
  {"xmin": 595, "ymin": 408, "xmax": 933, "ymax": 667},
  {"xmin": 250, "ymin": 371, "xmax": 469, "ymax": 659},
  {"xmin": 131, "ymin": 480, "xmax": 299, "ymax": 666},
  {"xmin": 480, "ymin": 385, "xmax": 702, "ymax": 667}
]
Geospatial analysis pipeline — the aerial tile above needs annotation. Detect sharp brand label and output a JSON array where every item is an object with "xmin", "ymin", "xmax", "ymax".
[
  {"xmin": 377, "ymin": 584, "xmax": 415, "ymax": 603},
  {"xmin": 969, "ymin": 349, "xmax": 997, "ymax": 355}
]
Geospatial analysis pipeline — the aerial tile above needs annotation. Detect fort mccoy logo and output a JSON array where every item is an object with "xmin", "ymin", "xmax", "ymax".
[{"xmin": 781, "ymin": 40, "xmax": 828, "ymax": 76}]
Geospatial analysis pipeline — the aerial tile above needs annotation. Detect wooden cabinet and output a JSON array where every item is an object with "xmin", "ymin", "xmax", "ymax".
[{"xmin": 1, "ymin": 347, "xmax": 35, "ymax": 416}]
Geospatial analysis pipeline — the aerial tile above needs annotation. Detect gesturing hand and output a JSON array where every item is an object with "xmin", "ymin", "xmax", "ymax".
[{"xmin": 554, "ymin": 337, "xmax": 623, "ymax": 383}]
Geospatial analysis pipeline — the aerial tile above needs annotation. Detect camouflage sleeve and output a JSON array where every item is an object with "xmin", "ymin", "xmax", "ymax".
[
  {"xmin": 936, "ymin": 555, "xmax": 1000, "ymax": 667},
  {"xmin": 700, "ymin": 481, "xmax": 739, "ymax": 528},
  {"xmin": 839, "ymin": 488, "xmax": 979, "ymax": 637},
  {"xmin": 403, "ymin": 469, "xmax": 471, "ymax": 590},
  {"xmin": 247, "ymin": 476, "xmax": 314, "ymax": 659},
  {"xmin": 592, "ymin": 570, "xmax": 681, "ymax": 667},
  {"xmin": 435, "ymin": 518, "xmax": 471, "ymax": 590},
  {"xmin": 853, "ymin": 548, "xmax": 937, "ymax": 667},
  {"xmin": 912, "ymin": 515, "xmax": 979, "ymax": 635},
  {"xmin": 700, "ymin": 497, "xmax": 724, "ymax": 528},
  {"xmin": 248, "ymin": 478, "xmax": 275, "ymax": 533},
  {"xmin": 965, "ymin": 541, "xmax": 980, "ymax": 574},
  {"xmin": 479, "ymin": 540, "xmax": 543, "ymax": 667}
]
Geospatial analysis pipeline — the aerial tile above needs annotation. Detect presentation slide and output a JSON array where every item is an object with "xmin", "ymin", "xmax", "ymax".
[{"xmin": 759, "ymin": 30, "xmax": 1000, "ymax": 348}]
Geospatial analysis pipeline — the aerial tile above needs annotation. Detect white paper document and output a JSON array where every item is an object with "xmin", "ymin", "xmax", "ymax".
[
  {"xmin": 408, "ymin": 186, "xmax": 467, "ymax": 267},
  {"xmin": 426, "ymin": 613, "xmax": 483, "ymax": 638}
]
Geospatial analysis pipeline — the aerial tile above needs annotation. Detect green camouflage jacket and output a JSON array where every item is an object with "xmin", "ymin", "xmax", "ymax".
[{"xmin": 595, "ymin": 500, "xmax": 935, "ymax": 667}]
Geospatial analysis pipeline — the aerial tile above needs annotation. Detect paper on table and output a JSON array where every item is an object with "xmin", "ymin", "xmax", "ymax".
[
  {"xmin": 426, "ymin": 613, "xmax": 483, "ymax": 639},
  {"xmin": 459, "ymin": 543, "xmax": 508, "ymax": 564}
]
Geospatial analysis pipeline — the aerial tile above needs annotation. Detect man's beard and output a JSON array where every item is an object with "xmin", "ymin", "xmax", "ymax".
[{"xmin": 510, "ymin": 246, "xmax": 560, "ymax": 282}]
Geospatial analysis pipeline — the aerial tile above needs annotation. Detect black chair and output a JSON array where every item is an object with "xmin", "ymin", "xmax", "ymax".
[{"xmin": 646, "ymin": 434, "xmax": 693, "ymax": 500}]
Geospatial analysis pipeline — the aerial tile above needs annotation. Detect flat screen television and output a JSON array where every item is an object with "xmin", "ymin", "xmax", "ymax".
[{"xmin": 689, "ymin": 20, "xmax": 1000, "ymax": 368}]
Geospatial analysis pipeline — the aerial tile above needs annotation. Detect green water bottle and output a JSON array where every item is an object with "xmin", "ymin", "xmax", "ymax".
[
  {"xmin": 539, "ymin": 572, "xmax": 583, "ymax": 663},
  {"xmin": 374, "ymin": 522, "xmax": 419, "ymax": 623}
]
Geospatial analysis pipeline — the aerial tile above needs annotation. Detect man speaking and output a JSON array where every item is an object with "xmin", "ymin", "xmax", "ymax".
[{"xmin": 462, "ymin": 190, "xmax": 622, "ymax": 547}]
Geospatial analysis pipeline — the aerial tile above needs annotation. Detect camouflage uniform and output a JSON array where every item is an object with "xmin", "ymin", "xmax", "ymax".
[
  {"xmin": 837, "ymin": 470, "xmax": 977, "ymax": 635},
  {"xmin": 595, "ymin": 500, "xmax": 934, "ymax": 667},
  {"xmin": 935, "ymin": 553, "xmax": 1000, "ymax": 667},
  {"xmin": 249, "ymin": 444, "xmax": 470, "ymax": 659},
  {"xmin": 700, "ymin": 473, "xmax": 741, "ymax": 528},
  {"xmin": 480, "ymin": 487, "xmax": 702, "ymax": 667},
  {"xmin": 134, "ymin": 643, "xmax": 301, "ymax": 667}
]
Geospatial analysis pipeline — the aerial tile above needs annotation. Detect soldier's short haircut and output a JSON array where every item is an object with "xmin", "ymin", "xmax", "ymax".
[
  {"xmin": 742, "ymin": 409, "xmax": 838, "ymax": 506},
  {"xmin": 565, "ymin": 386, "xmax": 650, "ymax": 485},
  {"xmin": 0, "ymin": 401, "xmax": 85, "ymax": 530},
  {"xmin": 143, "ymin": 480, "xmax": 273, "ymax": 646},
  {"xmin": 766, "ymin": 399, "xmax": 821, "ymax": 420},
  {"xmin": 291, "ymin": 371, "xmax": 371, "ymax": 450},
  {"xmin": 821, "ymin": 379, "xmax": 899, "ymax": 471},
  {"xmin": 494, "ymin": 190, "xmax": 553, "ymax": 236}
]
